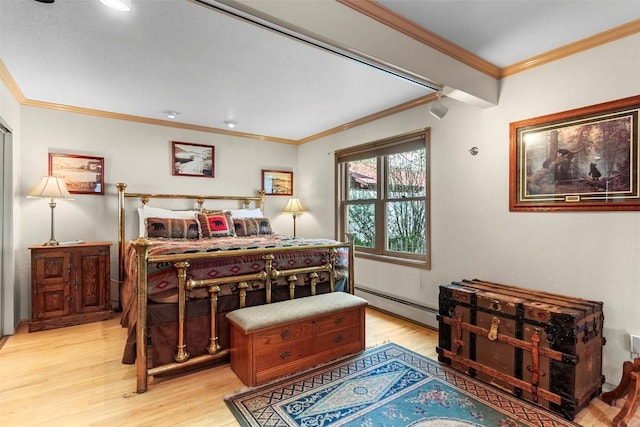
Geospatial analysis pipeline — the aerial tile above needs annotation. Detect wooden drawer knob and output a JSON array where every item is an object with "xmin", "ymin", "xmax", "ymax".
[{"xmin": 280, "ymin": 329, "xmax": 292, "ymax": 340}]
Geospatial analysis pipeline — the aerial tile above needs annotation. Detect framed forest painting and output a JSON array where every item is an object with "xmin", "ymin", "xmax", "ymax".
[{"xmin": 510, "ymin": 95, "xmax": 640, "ymax": 211}]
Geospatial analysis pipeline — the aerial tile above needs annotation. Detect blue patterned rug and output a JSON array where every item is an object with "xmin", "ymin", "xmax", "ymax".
[{"xmin": 225, "ymin": 342, "xmax": 579, "ymax": 427}]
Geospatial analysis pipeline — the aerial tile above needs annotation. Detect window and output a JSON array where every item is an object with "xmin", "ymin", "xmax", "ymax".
[{"xmin": 335, "ymin": 129, "xmax": 430, "ymax": 268}]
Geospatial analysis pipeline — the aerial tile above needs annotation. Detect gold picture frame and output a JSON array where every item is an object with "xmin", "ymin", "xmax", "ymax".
[
  {"xmin": 49, "ymin": 153, "xmax": 104, "ymax": 195},
  {"xmin": 510, "ymin": 95, "xmax": 640, "ymax": 211},
  {"xmin": 262, "ymin": 169, "xmax": 293, "ymax": 196}
]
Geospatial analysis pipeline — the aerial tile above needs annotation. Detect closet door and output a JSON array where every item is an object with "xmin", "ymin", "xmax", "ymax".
[
  {"xmin": 0, "ymin": 128, "xmax": 4, "ymax": 335},
  {"xmin": 1, "ymin": 123, "xmax": 14, "ymax": 336}
]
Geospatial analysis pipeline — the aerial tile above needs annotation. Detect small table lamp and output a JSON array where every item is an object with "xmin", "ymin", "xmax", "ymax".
[
  {"xmin": 282, "ymin": 198, "xmax": 305, "ymax": 237},
  {"xmin": 27, "ymin": 176, "xmax": 73, "ymax": 246}
]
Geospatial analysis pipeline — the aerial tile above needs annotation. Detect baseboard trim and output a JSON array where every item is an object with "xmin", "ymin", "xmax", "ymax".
[{"xmin": 355, "ymin": 285, "xmax": 439, "ymax": 329}]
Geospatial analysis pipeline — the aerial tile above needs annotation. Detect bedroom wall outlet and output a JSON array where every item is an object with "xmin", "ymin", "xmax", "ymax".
[{"xmin": 631, "ymin": 334, "xmax": 640, "ymax": 354}]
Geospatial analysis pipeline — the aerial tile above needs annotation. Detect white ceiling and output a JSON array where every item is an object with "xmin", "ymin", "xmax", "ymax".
[{"xmin": 1, "ymin": 0, "xmax": 639, "ymax": 142}]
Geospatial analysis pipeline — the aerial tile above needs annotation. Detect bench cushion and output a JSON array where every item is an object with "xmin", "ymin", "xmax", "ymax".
[{"xmin": 226, "ymin": 292, "xmax": 367, "ymax": 332}]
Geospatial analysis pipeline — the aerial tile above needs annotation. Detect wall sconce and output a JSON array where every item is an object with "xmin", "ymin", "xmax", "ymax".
[
  {"xmin": 282, "ymin": 198, "xmax": 306, "ymax": 237},
  {"xmin": 224, "ymin": 120, "xmax": 238, "ymax": 129},
  {"xmin": 428, "ymin": 92, "xmax": 449, "ymax": 120},
  {"xmin": 164, "ymin": 110, "xmax": 180, "ymax": 119},
  {"xmin": 27, "ymin": 176, "xmax": 73, "ymax": 246}
]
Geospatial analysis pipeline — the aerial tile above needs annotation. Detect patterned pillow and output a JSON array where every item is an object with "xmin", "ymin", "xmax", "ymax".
[
  {"xmin": 233, "ymin": 217, "xmax": 273, "ymax": 236},
  {"xmin": 198, "ymin": 211, "xmax": 234, "ymax": 237},
  {"xmin": 145, "ymin": 217, "xmax": 200, "ymax": 239}
]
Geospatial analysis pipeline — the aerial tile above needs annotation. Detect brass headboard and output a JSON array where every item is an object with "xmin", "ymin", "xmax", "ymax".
[{"xmin": 115, "ymin": 182, "xmax": 266, "ymax": 283}]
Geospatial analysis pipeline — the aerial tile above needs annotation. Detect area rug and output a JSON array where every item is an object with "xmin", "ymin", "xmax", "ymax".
[{"xmin": 225, "ymin": 342, "xmax": 579, "ymax": 427}]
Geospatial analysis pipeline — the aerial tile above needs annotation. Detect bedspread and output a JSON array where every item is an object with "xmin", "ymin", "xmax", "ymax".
[{"xmin": 120, "ymin": 234, "xmax": 349, "ymax": 331}]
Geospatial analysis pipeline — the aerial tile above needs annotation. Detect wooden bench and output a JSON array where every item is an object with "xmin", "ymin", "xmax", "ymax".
[{"xmin": 226, "ymin": 292, "xmax": 367, "ymax": 386}]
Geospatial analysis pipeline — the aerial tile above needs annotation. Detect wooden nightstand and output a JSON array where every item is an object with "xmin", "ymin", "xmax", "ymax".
[{"xmin": 29, "ymin": 242, "xmax": 113, "ymax": 332}]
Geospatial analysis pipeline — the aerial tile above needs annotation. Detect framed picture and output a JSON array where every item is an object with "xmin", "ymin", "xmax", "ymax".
[
  {"xmin": 49, "ymin": 153, "xmax": 104, "ymax": 195},
  {"xmin": 510, "ymin": 95, "xmax": 640, "ymax": 211},
  {"xmin": 172, "ymin": 141, "xmax": 214, "ymax": 178},
  {"xmin": 262, "ymin": 170, "xmax": 293, "ymax": 196}
]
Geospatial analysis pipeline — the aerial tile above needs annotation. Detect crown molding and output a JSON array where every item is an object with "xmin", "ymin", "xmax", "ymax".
[
  {"xmin": 338, "ymin": 0, "xmax": 501, "ymax": 78},
  {"xmin": 20, "ymin": 98, "xmax": 298, "ymax": 145},
  {"xmin": 298, "ymin": 93, "xmax": 437, "ymax": 144},
  {"xmin": 0, "ymin": 59, "xmax": 26, "ymax": 102},
  {"xmin": 501, "ymin": 19, "xmax": 640, "ymax": 77},
  {"xmin": 340, "ymin": 1, "xmax": 640, "ymax": 80}
]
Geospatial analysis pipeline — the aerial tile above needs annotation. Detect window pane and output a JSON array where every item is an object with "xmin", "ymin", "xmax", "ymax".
[
  {"xmin": 387, "ymin": 148, "xmax": 426, "ymax": 198},
  {"xmin": 347, "ymin": 158, "xmax": 377, "ymax": 200},
  {"xmin": 346, "ymin": 203, "xmax": 375, "ymax": 248},
  {"xmin": 386, "ymin": 200, "xmax": 426, "ymax": 254}
]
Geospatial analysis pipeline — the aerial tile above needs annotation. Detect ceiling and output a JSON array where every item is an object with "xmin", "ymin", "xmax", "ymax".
[{"xmin": 1, "ymin": 0, "xmax": 638, "ymax": 143}]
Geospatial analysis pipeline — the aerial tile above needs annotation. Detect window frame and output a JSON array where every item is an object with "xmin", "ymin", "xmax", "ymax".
[{"xmin": 335, "ymin": 129, "xmax": 431, "ymax": 269}]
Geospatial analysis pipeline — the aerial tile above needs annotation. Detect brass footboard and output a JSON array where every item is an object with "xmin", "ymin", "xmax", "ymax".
[{"xmin": 130, "ymin": 238, "xmax": 354, "ymax": 393}]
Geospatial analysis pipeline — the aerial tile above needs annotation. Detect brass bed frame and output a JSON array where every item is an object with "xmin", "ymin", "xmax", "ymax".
[{"xmin": 116, "ymin": 183, "xmax": 355, "ymax": 392}]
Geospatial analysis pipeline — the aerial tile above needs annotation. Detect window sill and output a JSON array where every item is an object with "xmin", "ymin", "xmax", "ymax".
[{"xmin": 354, "ymin": 252, "xmax": 430, "ymax": 270}]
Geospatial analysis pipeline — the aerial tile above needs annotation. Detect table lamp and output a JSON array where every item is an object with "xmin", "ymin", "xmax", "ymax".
[
  {"xmin": 27, "ymin": 176, "xmax": 73, "ymax": 246},
  {"xmin": 282, "ymin": 198, "xmax": 305, "ymax": 237}
]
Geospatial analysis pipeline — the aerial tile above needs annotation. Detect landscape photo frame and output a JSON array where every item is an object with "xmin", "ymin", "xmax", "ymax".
[
  {"xmin": 261, "ymin": 170, "xmax": 293, "ymax": 196},
  {"xmin": 172, "ymin": 141, "xmax": 215, "ymax": 178},
  {"xmin": 509, "ymin": 95, "xmax": 640, "ymax": 211},
  {"xmin": 49, "ymin": 153, "xmax": 104, "ymax": 195}
]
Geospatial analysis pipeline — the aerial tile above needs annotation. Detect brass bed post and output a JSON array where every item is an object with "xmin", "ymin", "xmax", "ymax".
[
  {"xmin": 309, "ymin": 272, "xmax": 319, "ymax": 296},
  {"xmin": 116, "ymin": 183, "xmax": 127, "ymax": 308},
  {"xmin": 258, "ymin": 190, "xmax": 266, "ymax": 213},
  {"xmin": 132, "ymin": 237, "xmax": 152, "ymax": 393},
  {"xmin": 329, "ymin": 249, "xmax": 336, "ymax": 292},
  {"xmin": 174, "ymin": 261, "xmax": 191, "ymax": 363},
  {"xmin": 238, "ymin": 282, "xmax": 248, "ymax": 308},
  {"xmin": 207, "ymin": 285, "xmax": 221, "ymax": 353},
  {"xmin": 287, "ymin": 275, "xmax": 297, "ymax": 300},
  {"xmin": 263, "ymin": 254, "xmax": 274, "ymax": 303},
  {"xmin": 346, "ymin": 233, "xmax": 355, "ymax": 294}
]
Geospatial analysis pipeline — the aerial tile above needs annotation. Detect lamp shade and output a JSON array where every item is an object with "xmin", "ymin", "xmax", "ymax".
[
  {"xmin": 27, "ymin": 176, "xmax": 73, "ymax": 200},
  {"xmin": 283, "ymin": 198, "xmax": 305, "ymax": 215}
]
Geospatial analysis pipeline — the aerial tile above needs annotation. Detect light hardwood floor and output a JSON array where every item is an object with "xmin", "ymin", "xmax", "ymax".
[{"xmin": 0, "ymin": 308, "xmax": 637, "ymax": 426}]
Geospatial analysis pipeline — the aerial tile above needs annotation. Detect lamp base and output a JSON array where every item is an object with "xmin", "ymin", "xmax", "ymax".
[{"xmin": 42, "ymin": 239, "xmax": 59, "ymax": 246}]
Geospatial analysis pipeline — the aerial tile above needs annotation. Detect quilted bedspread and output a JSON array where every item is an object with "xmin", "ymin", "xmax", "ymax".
[{"xmin": 120, "ymin": 234, "xmax": 349, "ymax": 329}]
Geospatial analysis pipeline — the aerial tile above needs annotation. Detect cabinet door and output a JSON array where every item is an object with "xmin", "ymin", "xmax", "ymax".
[
  {"xmin": 73, "ymin": 246, "xmax": 110, "ymax": 314},
  {"xmin": 32, "ymin": 250, "xmax": 72, "ymax": 319}
]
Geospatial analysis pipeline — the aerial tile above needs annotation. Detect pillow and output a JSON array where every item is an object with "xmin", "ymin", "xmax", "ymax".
[
  {"xmin": 145, "ymin": 217, "xmax": 200, "ymax": 239},
  {"xmin": 233, "ymin": 217, "xmax": 273, "ymax": 236},
  {"xmin": 198, "ymin": 211, "xmax": 234, "ymax": 237},
  {"xmin": 228, "ymin": 208, "xmax": 264, "ymax": 219},
  {"xmin": 137, "ymin": 206, "xmax": 197, "ymax": 237}
]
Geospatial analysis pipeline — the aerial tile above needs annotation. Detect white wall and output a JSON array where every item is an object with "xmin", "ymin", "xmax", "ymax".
[
  {"xmin": 298, "ymin": 33, "xmax": 640, "ymax": 385},
  {"xmin": 18, "ymin": 107, "xmax": 298, "ymax": 314}
]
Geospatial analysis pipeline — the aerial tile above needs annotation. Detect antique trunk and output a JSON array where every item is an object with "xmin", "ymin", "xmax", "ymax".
[{"xmin": 437, "ymin": 279, "xmax": 605, "ymax": 420}]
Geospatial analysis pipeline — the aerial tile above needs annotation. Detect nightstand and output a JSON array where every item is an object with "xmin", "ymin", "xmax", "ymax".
[{"xmin": 29, "ymin": 242, "xmax": 113, "ymax": 332}]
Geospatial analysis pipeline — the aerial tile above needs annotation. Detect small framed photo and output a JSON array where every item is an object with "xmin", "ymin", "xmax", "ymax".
[
  {"xmin": 510, "ymin": 95, "xmax": 640, "ymax": 211},
  {"xmin": 49, "ymin": 153, "xmax": 104, "ymax": 195},
  {"xmin": 172, "ymin": 141, "xmax": 215, "ymax": 178},
  {"xmin": 262, "ymin": 170, "xmax": 293, "ymax": 196}
]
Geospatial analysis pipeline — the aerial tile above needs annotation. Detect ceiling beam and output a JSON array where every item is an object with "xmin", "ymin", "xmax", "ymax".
[{"xmin": 207, "ymin": 0, "xmax": 499, "ymax": 109}]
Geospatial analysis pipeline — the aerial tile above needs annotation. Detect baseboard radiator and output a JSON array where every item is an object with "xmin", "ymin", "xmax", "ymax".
[{"xmin": 355, "ymin": 286, "xmax": 439, "ymax": 329}]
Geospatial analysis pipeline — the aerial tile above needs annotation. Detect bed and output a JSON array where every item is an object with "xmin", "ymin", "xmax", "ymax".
[{"xmin": 115, "ymin": 183, "xmax": 354, "ymax": 392}]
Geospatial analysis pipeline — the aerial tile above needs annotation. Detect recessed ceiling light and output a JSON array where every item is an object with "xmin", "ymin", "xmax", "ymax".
[
  {"xmin": 224, "ymin": 120, "xmax": 238, "ymax": 129},
  {"xmin": 99, "ymin": 0, "xmax": 131, "ymax": 12},
  {"xmin": 164, "ymin": 110, "xmax": 179, "ymax": 119}
]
